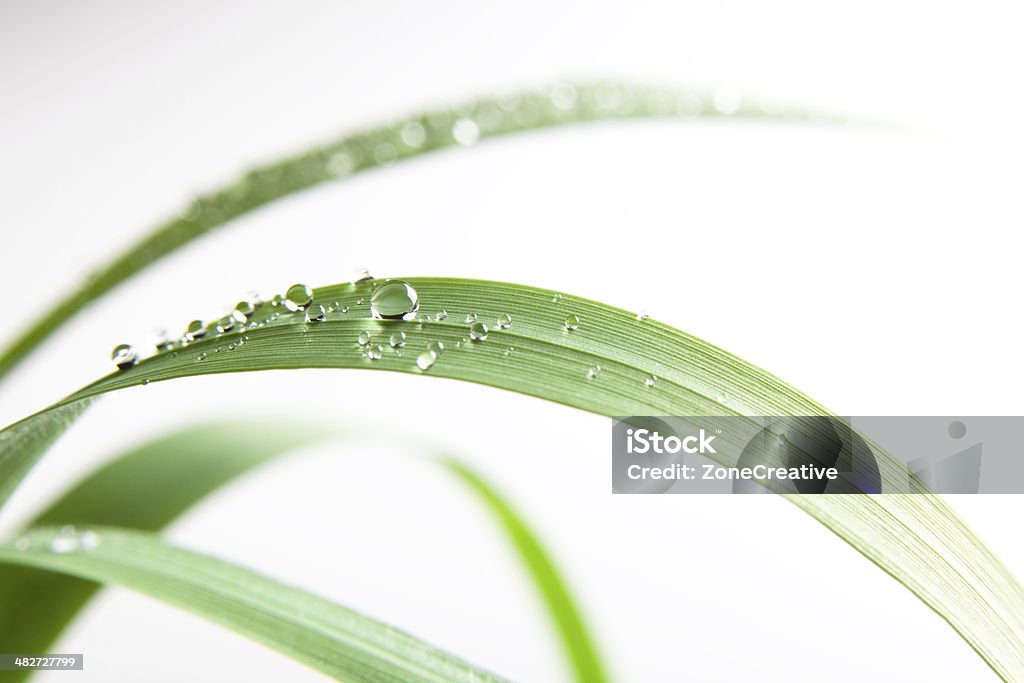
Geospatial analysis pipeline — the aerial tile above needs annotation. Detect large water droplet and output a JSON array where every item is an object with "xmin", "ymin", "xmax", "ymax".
[
  {"xmin": 496, "ymin": 313, "xmax": 512, "ymax": 329},
  {"xmin": 389, "ymin": 331, "xmax": 407, "ymax": 347},
  {"xmin": 366, "ymin": 344, "xmax": 383, "ymax": 360},
  {"xmin": 305, "ymin": 304, "xmax": 326, "ymax": 322},
  {"xmin": 233, "ymin": 300, "xmax": 256, "ymax": 322},
  {"xmin": 469, "ymin": 322, "xmax": 489, "ymax": 341},
  {"xmin": 285, "ymin": 284, "xmax": 313, "ymax": 312},
  {"xmin": 370, "ymin": 280, "xmax": 419, "ymax": 320},
  {"xmin": 563, "ymin": 315, "xmax": 580, "ymax": 331},
  {"xmin": 185, "ymin": 320, "xmax": 207, "ymax": 341},
  {"xmin": 351, "ymin": 268, "xmax": 373, "ymax": 284},
  {"xmin": 216, "ymin": 316, "xmax": 235, "ymax": 333},
  {"xmin": 111, "ymin": 344, "xmax": 138, "ymax": 370},
  {"xmin": 452, "ymin": 118, "xmax": 480, "ymax": 146},
  {"xmin": 417, "ymin": 350, "xmax": 436, "ymax": 370},
  {"xmin": 400, "ymin": 121, "xmax": 427, "ymax": 148}
]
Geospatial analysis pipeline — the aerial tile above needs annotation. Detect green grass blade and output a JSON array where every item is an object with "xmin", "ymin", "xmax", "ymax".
[
  {"xmin": 0, "ymin": 527, "xmax": 510, "ymax": 683},
  {"xmin": 0, "ymin": 421, "xmax": 333, "ymax": 678},
  {"xmin": 444, "ymin": 459, "xmax": 609, "ymax": 683},
  {"xmin": 0, "ymin": 81, "xmax": 825, "ymax": 382},
  {"xmin": 1, "ymin": 277, "xmax": 1022, "ymax": 679}
]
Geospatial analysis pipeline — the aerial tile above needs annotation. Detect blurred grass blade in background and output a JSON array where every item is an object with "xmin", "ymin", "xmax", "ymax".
[
  {"xmin": 0, "ymin": 421, "xmax": 334, "ymax": 675},
  {"xmin": 0, "ymin": 277, "xmax": 1021, "ymax": 679},
  {"xmin": 0, "ymin": 527, "xmax": 511, "ymax": 683},
  {"xmin": 445, "ymin": 458, "xmax": 610, "ymax": 683},
  {"xmin": 0, "ymin": 81, "xmax": 831, "ymax": 382}
]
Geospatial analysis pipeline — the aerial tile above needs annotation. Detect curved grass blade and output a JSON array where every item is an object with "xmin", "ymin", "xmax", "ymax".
[
  {"xmin": 0, "ymin": 421, "xmax": 334, "ymax": 679},
  {"xmin": 0, "ymin": 81, "xmax": 828, "ymax": 382},
  {"xmin": 444, "ymin": 458, "xmax": 609, "ymax": 683},
  {"xmin": 0, "ymin": 527, "xmax": 510, "ymax": 683},
  {"xmin": 1, "ymin": 277, "xmax": 1022, "ymax": 679}
]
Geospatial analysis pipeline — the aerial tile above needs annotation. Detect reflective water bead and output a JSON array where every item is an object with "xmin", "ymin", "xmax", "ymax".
[
  {"xmin": 357, "ymin": 331, "xmax": 371, "ymax": 346},
  {"xmin": 452, "ymin": 118, "xmax": 480, "ymax": 146},
  {"xmin": 111, "ymin": 344, "xmax": 138, "ymax": 370},
  {"xmin": 185, "ymin": 320, "xmax": 207, "ymax": 341},
  {"xmin": 305, "ymin": 304, "xmax": 326, "ymax": 322},
  {"xmin": 469, "ymin": 322, "xmax": 489, "ymax": 341},
  {"xmin": 417, "ymin": 350, "xmax": 436, "ymax": 370},
  {"xmin": 233, "ymin": 300, "xmax": 256, "ymax": 322},
  {"xmin": 563, "ymin": 315, "xmax": 580, "ymax": 331},
  {"xmin": 587, "ymin": 365, "xmax": 602, "ymax": 380},
  {"xmin": 428, "ymin": 340, "xmax": 444, "ymax": 355},
  {"xmin": 366, "ymin": 344, "xmax": 383, "ymax": 360},
  {"xmin": 496, "ymin": 313, "xmax": 512, "ymax": 329},
  {"xmin": 370, "ymin": 280, "xmax": 419, "ymax": 320},
  {"xmin": 216, "ymin": 316, "xmax": 235, "ymax": 333},
  {"xmin": 285, "ymin": 284, "xmax": 313, "ymax": 312}
]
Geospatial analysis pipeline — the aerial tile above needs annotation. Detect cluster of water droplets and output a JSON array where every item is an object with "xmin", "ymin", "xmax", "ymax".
[{"xmin": 13, "ymin": 526, "xmax": 101, "ymax": 555}]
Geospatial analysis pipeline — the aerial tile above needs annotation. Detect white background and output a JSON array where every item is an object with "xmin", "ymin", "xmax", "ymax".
[{"xmin": 1, "ymin": 1, "xmax": 1023, "ymax": 681}]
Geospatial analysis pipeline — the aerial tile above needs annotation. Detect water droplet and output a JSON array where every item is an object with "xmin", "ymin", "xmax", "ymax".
[
  {"xmin": 305, "ymin": 304, "xmax": 326, "ymax": 322},
  {"xmin": 550, "ymin": 82, "xmax": 578, "ymax": 110},
  {"xmin": 341, "ymin": 306, "xmax": 349, "ymax": 314},
  {"xmin": 215, "ymin": 316, "xmax": 235, "ymax": 333},
  {"xmin": 351, "ymin": 268, "xmax": 373, "ymax": 284},
  {"xmin": 49, "ymin": 527, "xmax": 78, "ymax": 554},
  {"xmin": 271, "ymin": 294, "xmax": 283, "ymax": 307},
  {"xmin": 326, "ymin": 151, "xmax": 355, "ymax": 176},
  {"xmin": 563, "ymin": 315, "xmax": 580, "ymax": 331},
  {"xmin": 417, "ymin": 350, "xmax": 436, "ymax": 370},
  {"xmin": 357, "ymin": 331, "xmax": 371, "ymax": 346},
  {"xmin": 587, "ymin": 365, "xmax": 602, "ymax": 380},
  {"xmin": 196, "ymin": 352, "xmax": 207, "ymax": 361},
  {"xmin": 496, "ymin": 313, "xmax": 512, "ymax": 329},
  {"xmin": 285, "ymin": 284, "xmax": 313, "ymax": 311},
  {"xmin": 717, "ymin": 392, "xmax": 729, "ymax": 404},
  {"xmin": 366, "ymin": 344, "xmax": 383, "ymax": 360},
  {"xmin": 185, "ymin": 320, "xmax": 207, "ymax": 341},
  {"xmin": 552, "ymin": 293, "xmax": 563, "ymax": 303},
  {"xmin": 400, "ymin": 121, "xmax": 427, "ymax": 148},
  {"xmin": 428, "ymin": 340, "xmax": 444, "ymax": 355},
  {"xmin": 111, "ymin": 344, "xmax": 138, "ymax": 370},
  {"xmin": 452, "ymin": 118, "xmax": 480, "ymax": 146},
  {"xmin": 233, "ymin": 300, "xmax": 256, "ymax": 322},
  {"xmin": 436, "ymin": 309, "xmax": 448, "ymax": 320},
  {"xmin": 389, "ymin": 331, "xmax": 407, "ymax": 347},
  {"xmin": 464, "ymin": 313, "xmax": 477, "ymax": 323},
  {"xmin": 504, "ymin": 346, "xmax": 515, "ymax": 356},
  {"xmin": 636, "ymin": 311, "xmax": 649, "ymax": 321},
  {"xmin": 370, "ymin": 280, "xmax": 419, "ymax": 320},
  {"xmin": 645, "ymin": 375, "xmax": 658, "ymax": 387},
  {"xmin": 469, "ymin": 322, "xmax": 489, "ymax": 341},
  {"xmin": 373, "ymin": 142, "xmax": 397, "ymax": 166}
]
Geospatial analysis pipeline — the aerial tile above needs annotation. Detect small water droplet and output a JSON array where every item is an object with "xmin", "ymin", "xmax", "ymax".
[
  {"xmin": 452, "ymin": 118, "xmax": 481, "ymax": 146},
  {"xmin": 366, "ymin": 344, "xmax": 383, "ymax": 360},
  {"xmin": 469, "ymin": 322, "xmax": 489, "ymax": 341},
  {"xmin": 285, "ymin": 284, "xmax": 313, "ymax": 312},
  {"xmin": 49, "ymin": 527, "xmax": 78, "ymax": 554},
  {"xmin": 717, "ymin": 392, "xmax": 729, "ymax": 404},
  {"xmin": 351, "ymin": 268, "xmax": 373, "ymax": 284},
  {"xmin": 233, "ymin": 300, "xmax": 256, "ymax": 322},
  {"xmin": 216, "ymin": 316, "xmax": 235, "ymax": 333},
  {"xmin": 185, "ymin": 320, "xmax": 207, "ymax": 341},
  {"xmin": 358, "ymin": 331, "xmax": 371, "ymax": 346},
  {"xmin": 326, "ymin": 151, "xmax": 355, "ymax": 176},
  {"xmin": 504, "ymin": 346, "xmax": 514, "ymax": 356},
  {"xmin": 389, "ymin": 331, "xmax": 407, "ymax": 347},
  {"xmin": 196, "ymin": 352, "xmax": 207, "ymax": 361},
  {"xmin": 464, "ymin": 313, "xmax": 477, "ymax": 323},
  {"xmin": 271, "ymin": 294, "xmax": 283, "ymax": 307},
  {"xmin": 400, "ymin": 121, "xmax": 427, "ymax": 148},
  {"xmin": 417, "ymin": 350, "xmax": 436, "ymax": 370},
  {"xmin": 305, "ymin": 304, "xmax": 326, "ymax": 322},
  {"xmin": 341, "ymin": 306, "xmax": 349, "ymax": 314},
  {"xmin": 552, "ymin": 293, "xmax": 563, "ymax": 303},
  {"xmin": 370, "ymin": 280, "xmax": 419, "ymax": 320},
  {"xmin": 645, "ymin": 375, "xmax": 658, "ymax": 387},
  {"xmin": 111, "ymin": 344, "xmax": 138, "ymax": 370},
  {"xmin": 436, "ymin": 309, "xmax": 448, "ymax": 321},
  {"xmin": 496, "ymin": 313, "xmax": 512, "ymax": 329},
  {"xmin": 79, "ymin": 530, "xmax": 100, "ymax": 551},
  {"xmin": 563, "ymin": 315, "xmax": 580, "ymax": 331},
  {"xmin": 428, "ymin": 340, "xmax": 444, "ymax": 355},
  {"xmin": 636, "ymin": 311, "xmax": 649, "ymax": 321},
  {"xmin": 587, "ymin": 365, "xmax": 602, "ymax": 380}
]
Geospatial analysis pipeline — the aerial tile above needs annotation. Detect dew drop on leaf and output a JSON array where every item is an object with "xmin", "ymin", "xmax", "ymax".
[
  {"xmin": 464, "ymin": 313, "xmax": 477, "ymax": 323},
  {"xmin": 636, "ymin": 311, "xmax": 649, "ymax": 321},
  {"xmin": 452, "ymin": 118, "xmax": 480, "ymax": 146},
  {"xmin": 366, "ymin": 344, "xmax": 383, "ymax": 360},
  {"xmin": 428, "ymin": 340, "xmax": 444, "ymax": 355},
  {"xmin": 285, "ymin": 284, "xmax": 313, "ymax": 312},
  {"xmin": 111, "ymin": 344, "xmax": 138, "ymax": 370},
  {"xmin": 305, "ymin": 304, "xmax": 326, "ymax": 322},
  {"xmin": 496, "ymin": 313, "xmax": 512, "ymax": 329},
  {"xmin": 389, "ymin": 331, "xmax": 407, "ymax": 347},
  {"xmin": 564, "ymin": 315, "xmax": 580, "ymax": 331},
  {"xmin": 469, "ymin": 322, "xmax": 489, "ymax": 341},
  {"xmin": 417, "ymin": 350, "xmax": 436, "ymax": 370},
  {"xmin": 357, "ymin": 331, "xmax": 371, "ymax": 346},
  {"xmin": 645, "ymin": 375, "xmax": 658, "ymax": 387},
  {"xmin": 216, "ymin": 316, "xmax": 235, "ymax": 333},
  {"xmin": 233, "ymin": 300, "xmax": 256, "ymax": 321},
  {"xmin": 370, "ymin": 280, "xmax": 419, "ymax": 320},
  {"xmin": 587, "ymin": 365, "xmax": 602, "ymax": 380},
  {"xmin": 185, "ymin": 320, "xmax": 207, "ymax": 341}
]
